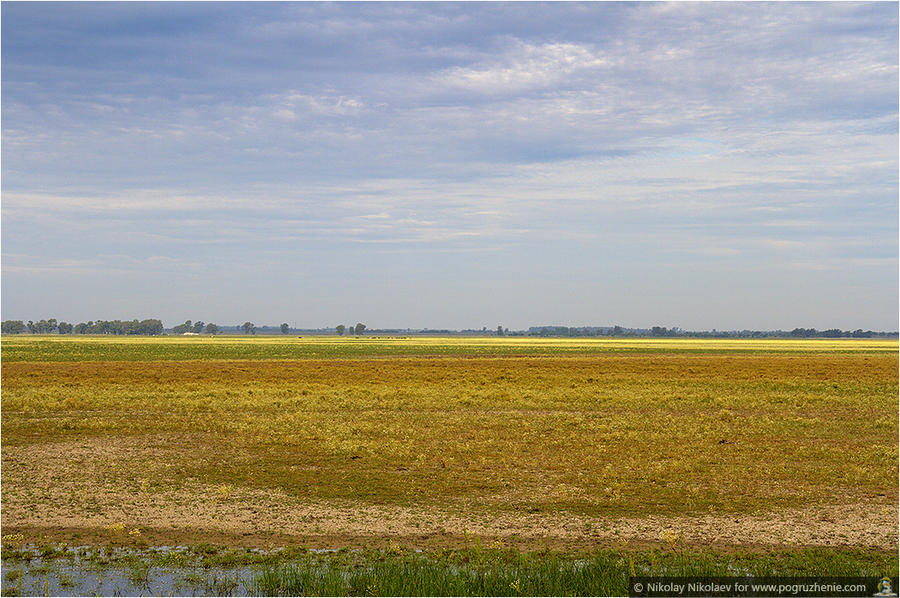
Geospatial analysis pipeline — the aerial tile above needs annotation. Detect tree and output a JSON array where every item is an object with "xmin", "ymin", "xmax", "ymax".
[
  {"xmin": 205, "ymin": 323, "xmax": 220, "ymax": 335},
  {"xmin": 58, "ymin": 322, "xmax": 74, "ymax": 334},
  {"xmin": 192, "ymin": 321, "xmax": 205, "ymax": 334},
  {"xmin": 173, "ymin": 320, "xmax": 192, "ymax": 334},
  {"xmin": 139, "ymin": 319, "xmax": 164, "ymax": 335},
  {"xmin": 354, "ymin": 322, "xmax": 366, "ymax": 335},
  {"xmin": 497, "ymin": 325, "xmax": 503, "ymax": 336},
  {"xmin": 790, "ymin": 328, "xmax": 816, "ymax": 337},
  {"xmin": 242, "ymin": 322, "xmax": 256, "ymax": 335},
  {"xmin": 27, "ymin": 319, "xmax": 58, "ymax": 334},
  {"xmin": 280, "ymin": 323, "xmax": 290, "ymax": 334},
  {"xmin": 1, "ymin": 320, "xmax": 25, "ymax": 334},
  {"xmin": 336, "ymin": 324, "xmax": 345, "ymax": 336}
]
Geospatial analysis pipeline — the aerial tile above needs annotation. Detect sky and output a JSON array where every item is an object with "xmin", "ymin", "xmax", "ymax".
[{"xmin": 2, "ymin": 2, "xmax": 898, "ymax": 331}]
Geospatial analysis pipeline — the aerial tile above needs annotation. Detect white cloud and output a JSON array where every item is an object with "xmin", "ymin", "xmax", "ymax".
[{"xmin": 434, "ymin": 41, "xmax": 611, "ymax": 95}]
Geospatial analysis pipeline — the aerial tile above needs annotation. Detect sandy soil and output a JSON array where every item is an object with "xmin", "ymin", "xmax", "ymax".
[{"xmin": 2, "ymin": 437, "xmax": 896, "ymax": 550}]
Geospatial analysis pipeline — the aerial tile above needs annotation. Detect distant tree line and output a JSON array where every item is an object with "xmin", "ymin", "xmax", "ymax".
[
  {"xmin": 526, "ymin": 325, "xmax": 897, "ymax": 339},
  {"xmin": 2, "ymin": 319, "xmax": 895, "ymax": 338},
  {"xmin": 171, "ymin": 320, "xmax": 221, "ymax": 335},
  {"xmin": 1, "ymin": 318, "xmax": 241, "ymax": 335},
  {"xmin": 2, "ymin": 319, "xmax": 165, "ymax": 335}
]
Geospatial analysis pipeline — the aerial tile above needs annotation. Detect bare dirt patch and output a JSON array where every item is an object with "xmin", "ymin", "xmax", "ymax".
[{"xmin": 3, "ymin": 437, "xmax": 895, "ymax": 550}]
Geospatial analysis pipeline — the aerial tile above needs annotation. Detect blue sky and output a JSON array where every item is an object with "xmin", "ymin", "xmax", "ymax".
[{"xmin": 2, "ymin": 2, "xmax": 897, "ymax": 330}]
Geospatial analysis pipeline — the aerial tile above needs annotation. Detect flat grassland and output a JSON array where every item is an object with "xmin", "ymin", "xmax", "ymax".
[{"xmin": 2, "ymin": 335, "xmax": 897, "ymax": 553}]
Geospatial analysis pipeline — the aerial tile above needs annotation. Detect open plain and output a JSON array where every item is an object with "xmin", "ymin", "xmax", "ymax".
[{"xmin": 2, "ymin": 335, "xmax": 897, "ymax": 554}]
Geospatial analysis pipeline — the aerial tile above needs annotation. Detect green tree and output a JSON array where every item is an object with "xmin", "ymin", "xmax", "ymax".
[
  {"xmin": 336, "ymin": 324, "xmax": 345, "ymax": 336},
  {"xmin": 497, "ymin": 325, "xmax": 504, "ymax": 336},
  {"xmin": 173, "ymin": 320, "xmax": 192, "ymax": 334},
  {"xmin": 242, "ymin": 322, "xmax": 256, "ymax": 335},
  {"xmin": 139, "ymin": 319, "xmax": 164, "ymax": 335},
  {"xmin": 280, "ymin": 323, "xmax": 290, "ymax": 334},
  {"xmin": 354, "ymin": 322, "xmax": 366, "ymax": 335},
  {"xmin": 28, "ymin": 319, "xmax": 58, "ymax": 334},
  {"xmin": 1, "ymin": 320, "xmax": 25, "ymax": 334},
  {"xmin": 58, "ymin": 322, "xmax": 74, "ymax": 334},
  {"xmin": 205, "ymin": 323, "xmax": 220, "ymax": 335},
  {"xmin": 192, "ymin": 321, "xmax": 205, "ymax": 334}
]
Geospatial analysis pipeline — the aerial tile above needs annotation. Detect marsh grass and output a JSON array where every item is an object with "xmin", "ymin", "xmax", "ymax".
[
  {"xmin": 251, "ymin": 547, "xmax": 900, "ymax": 596},
  {"xmin": 2, "ymin": 545, "xmax": 895, "ymax": 597}
]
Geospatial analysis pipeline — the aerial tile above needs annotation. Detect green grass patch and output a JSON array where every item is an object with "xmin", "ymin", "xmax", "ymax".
[
  {"xmin": 252, "ymin": 547, "xmax": 899, "ymax": 596},
  {"xmin": 2, "ymin": 545, "xmax": 895, "ymax": 597}
]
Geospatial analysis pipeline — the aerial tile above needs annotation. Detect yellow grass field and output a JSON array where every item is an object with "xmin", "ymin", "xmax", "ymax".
[
  {"xmin": 3, "ymin": 334, "xmax": 897, "ymax": 361},
  {"xmin": 1, "ymin": 335, "xmax": 897, "ymax": 551}
]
